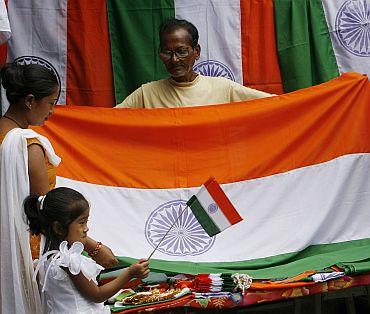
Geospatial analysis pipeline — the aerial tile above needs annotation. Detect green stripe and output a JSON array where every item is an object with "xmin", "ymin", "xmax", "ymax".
[
  {"xmin": 274, "ymin": 0, "xmax": 339, "ymax": 92},
  {"xmin": 107, "ymin": 0, "xmax": 175, "ymax": 103},
  {"xmin": 187, "ymin": 195, "xmax": 220, "ymax": 237},
  {"xmin": 116, "ymin": 238, "xmax": 370, "ymax": 279}
]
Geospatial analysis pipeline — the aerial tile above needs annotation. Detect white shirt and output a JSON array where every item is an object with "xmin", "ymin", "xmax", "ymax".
[{"xmin": 36, "ymin": 241, "xmax": 110, "ymax": 314}]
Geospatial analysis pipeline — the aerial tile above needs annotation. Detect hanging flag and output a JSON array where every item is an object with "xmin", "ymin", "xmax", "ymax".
[
  {"xmin": 0, "ymin": 0, "xmax": 11, "ymax": 45},
  {"xmin": 187, "ymin": 177, "xmax": 243, "ymax": 237},
  {"xmin": 107, "ymin": 0, "xmax": 283, "ymax": 101},
  {"xmin": 273, "ymin": 0, "xmax": 340, "ymax": 92},
  {"xmin": 3, "ymin": 0, "xmax": 114, "ymax": 106},
  {"xmin": 34, "ymin": 73, "xmax": 370, "ymax": 279},
  {"xmin": 2, "ymin": 0, "xmax": 369, "ymax": 108},
  {"xmin": 0, "ymin": 0, "xmax": 10, "ymax": 71},
  {"xmin": 321, "ymin": 0, "xmax": 370, "ymax": 77}
]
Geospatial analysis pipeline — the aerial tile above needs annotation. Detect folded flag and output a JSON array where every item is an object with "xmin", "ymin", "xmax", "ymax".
[{"xmin": 187, "ymin": 177, "xmax": 243, "ymax": 237}]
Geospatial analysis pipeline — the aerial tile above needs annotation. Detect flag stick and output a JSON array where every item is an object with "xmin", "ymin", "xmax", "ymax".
[{"xmin": 147, "ymin": 205, "xmax": 188, "ymax": 260}]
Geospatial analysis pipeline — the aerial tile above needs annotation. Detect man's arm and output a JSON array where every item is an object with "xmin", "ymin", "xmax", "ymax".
[
  {"xmin": 115, "ymin": 86, "xmax": 144, "ymax": 108},
  {"xmin": 229, "ymin": 80, "xmax": 275, "ymax": 102}
]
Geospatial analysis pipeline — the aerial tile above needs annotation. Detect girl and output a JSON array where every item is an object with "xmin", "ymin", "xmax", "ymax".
[{"xmin": 24, "ymin": 187, "xmax": 150, "ymax": 313}]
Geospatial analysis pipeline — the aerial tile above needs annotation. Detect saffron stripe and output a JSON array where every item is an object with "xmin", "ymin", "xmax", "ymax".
[
  {"xmin": 67, "ymin": 0, "xmax": 115, "ymax": 106},
  {"xmin": 204, "ymin": 178, "xmax": 242, "ymax": 225},
  {"xmin": 187, "ymin": 195, "xmax": 221, "ymax": 237},
  {"xmin": 34, "ymin": 73, "xmax": 370, "ymax": 188},
  {"xmin": 240, "ymin": 0, "xmax": 283, "ymax": 94}
]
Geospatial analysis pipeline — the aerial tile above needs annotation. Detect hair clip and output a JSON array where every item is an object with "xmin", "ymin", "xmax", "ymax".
[{"xmin": 38, "ymin": 195, "xmax": 46, "ymax": 211}]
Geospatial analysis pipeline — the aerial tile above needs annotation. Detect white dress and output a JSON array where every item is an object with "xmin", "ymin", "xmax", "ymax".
[{"xmin": 35, "ymin": 241, "xmax": 111, "ymax": 314}]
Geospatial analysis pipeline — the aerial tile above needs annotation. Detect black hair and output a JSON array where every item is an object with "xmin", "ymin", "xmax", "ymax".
[
  {"xmin": 24, "ymin": 187, "xmax": 89, "ymax": 253},
  {"xmin": 159, "ymin": 18, "xmax": 199, "ymax": 48},
  {"xmin": 1, "ymin": 62, "xmax": 59, "ymax": 105}
]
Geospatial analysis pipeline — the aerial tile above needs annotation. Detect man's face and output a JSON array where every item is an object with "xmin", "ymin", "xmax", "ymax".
[{"xmin": 159, "ymin": 27, "xmax": 200, "ymax": 82}]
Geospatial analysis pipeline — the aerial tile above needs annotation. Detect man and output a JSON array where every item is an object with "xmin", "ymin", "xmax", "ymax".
[{"xmin": 116, "ymin": 19, "xmax": 272, "ymax": 109}]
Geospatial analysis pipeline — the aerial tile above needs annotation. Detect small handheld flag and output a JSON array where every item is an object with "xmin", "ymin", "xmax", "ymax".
[
  {"xmin": 147, "ymin": 177, "xmax": 243, "ymax": 259},
  {"xmin": 187, "ymin": 177, "xmax": 243, "ymax": 237}
]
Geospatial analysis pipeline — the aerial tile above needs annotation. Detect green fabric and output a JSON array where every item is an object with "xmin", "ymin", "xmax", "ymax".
[
  {"xmin": 107, "ymin": 0, "xmax": 174, "ymax": 103},
  {"xmin": 274, "ymin": 0, "xmax": 339, "ymax": 92},
  {"xmin": 187, "ymin": 195, "xmax": 220, "ymax": 237},
  {"xmin": 116, "ymin": 238, "xmax": 370, "ymax": 279},
  {"xmin": 337, "ymin": 258, "xmax": 370, "ymax": 275}
]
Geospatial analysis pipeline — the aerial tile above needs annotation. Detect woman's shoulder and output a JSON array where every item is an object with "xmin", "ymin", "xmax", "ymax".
[
  {"xmin": 27, "ymin": 137, "xmax": 43, "ymax": 147},
  {"xmin": 0, "ymin": 127, "xmax": 42, "ymax": 147}
]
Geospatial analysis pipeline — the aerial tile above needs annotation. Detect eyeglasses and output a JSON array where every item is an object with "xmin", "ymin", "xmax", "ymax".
[{"xmin": 159, "ymin": 47, "xmax": 193, "ymax": 61}]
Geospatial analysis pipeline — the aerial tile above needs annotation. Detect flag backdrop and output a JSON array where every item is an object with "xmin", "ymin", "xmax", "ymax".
[
  {"xmin": 33, "ymin": 73, "xmax": 370, "ymax": 279},
  {"xmin": 1, "ymin": 0, "xmax": 369, "ymax": 109}
]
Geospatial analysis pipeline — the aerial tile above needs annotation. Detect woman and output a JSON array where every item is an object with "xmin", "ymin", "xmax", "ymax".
[{"xmin": 0, "ymin": 61, "xmax": 118, "ymax": 314}]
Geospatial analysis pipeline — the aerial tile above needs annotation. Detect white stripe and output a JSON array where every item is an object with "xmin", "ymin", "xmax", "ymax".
[
  {"xmin": 175, "ymin": 0, "xmax": 243, "ymax": 84},
  {"xmin": 0, "ymin": 0, "xmax": 11, "ymax": 44},
  {"xmin": 321, "ymin": 0, "xmax": 370, "ymax": 76},
  {"xmin": 57, "ymin": 153, "xmax": 370, "ymax": 263},
  {"xmin": 5, "ymin": 0, "xmax": 67, "ymax": 104},
  {"xmin": 196, "ymin": 185, "xmax": 232, "ymax": 231}
]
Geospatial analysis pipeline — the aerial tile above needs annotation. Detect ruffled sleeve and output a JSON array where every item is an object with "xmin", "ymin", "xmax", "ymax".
[
  {"xmin": 38, "ymin": 241, "xmax": 105, "ymax": 291},
  {"xmin": 57, "ymin": 241, "xmax": 104, "ymax": 282}
]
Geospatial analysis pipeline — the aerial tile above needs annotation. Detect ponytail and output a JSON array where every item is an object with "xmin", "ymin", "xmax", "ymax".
[{"xmin": 24, "ymin": 195, "xmax": 43, "ymax": 235}]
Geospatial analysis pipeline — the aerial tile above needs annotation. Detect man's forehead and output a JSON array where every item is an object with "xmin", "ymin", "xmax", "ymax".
[{"xmin": 161, "ymin": 27, "xmax": 192, "ymax": 46}]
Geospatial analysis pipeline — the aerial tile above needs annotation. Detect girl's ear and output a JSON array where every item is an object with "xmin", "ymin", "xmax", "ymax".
[{"xmin": 52, "ymin": 221, "xmax": 65, "ymax": 237}]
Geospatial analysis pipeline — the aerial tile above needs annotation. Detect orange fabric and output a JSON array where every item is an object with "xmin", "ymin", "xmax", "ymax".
[
  {"xmin": 34, "ymin": 73, "xmax": 370, "ymax": 189},
  {"xmin": 240, "ymin": 0, "xmax": 284, "ymax": 94},
  {"xmin": 66, "ymin": 0, "xmax": 115, "ymax": 107},
  {"xmin": 251, "ymin": 281, "xmax": 316, "ymax": 290}
]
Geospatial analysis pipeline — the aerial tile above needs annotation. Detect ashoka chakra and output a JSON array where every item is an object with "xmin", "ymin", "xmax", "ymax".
[
  {"xmin": 145, "ymin": 200, "xmax": 216, "ymax": 256},
  {"xmin": 194, "ymin": 60, "xmax": 235, "ymax": 81},
  {"xmin": 335, "ymin": 0, "xmax": 370, "ymax": 56}
]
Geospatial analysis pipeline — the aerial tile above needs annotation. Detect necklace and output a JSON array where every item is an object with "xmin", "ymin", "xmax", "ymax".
[{"xmin": 3, "ymin": 115, "xmax": 26, "ymax": 128}]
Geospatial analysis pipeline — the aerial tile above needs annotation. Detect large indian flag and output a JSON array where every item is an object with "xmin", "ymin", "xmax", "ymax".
[
  {"xmin": 1, "ymin": 0, "xmax": 369, "ymax": 109},
  {"xmin": 34, "ymin": 72, "xmax": 370, "ymax": 279}
]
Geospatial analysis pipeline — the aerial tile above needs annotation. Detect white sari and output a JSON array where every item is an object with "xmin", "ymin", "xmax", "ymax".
[{"xmin": 0, "ymin": 128, "xmax": 61, "ymax": 314}]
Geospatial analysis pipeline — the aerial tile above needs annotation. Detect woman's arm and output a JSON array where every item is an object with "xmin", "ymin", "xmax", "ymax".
[
  {"xmin": 68, "ymin": 258, "xmax": 149, "ymax": 303},
  {"xmin": 85, "ymin": 237, "xmax": 119, "ymax": 268},
  {"xmin": 28, "ymin": 144, "xmax": 50, "ymax": 195}
]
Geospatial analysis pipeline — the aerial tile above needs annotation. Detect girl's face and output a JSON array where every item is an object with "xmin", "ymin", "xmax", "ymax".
[
  {"xmin": 26, "ymin": 86, "xmax": 59, "ymax": 126},
  {"xmin": 66, "ymin": 207, "xmax": 90, "ymax": 247}
]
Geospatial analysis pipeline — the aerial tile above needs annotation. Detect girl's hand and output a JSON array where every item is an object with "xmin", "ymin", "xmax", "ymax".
[
  {"xmin": 92, "ymin": 244, "xmax": 119, "ymax": 268},
  {"xmin": 128, "ymin": 258, "xmax": 150, "ymax": 279}
]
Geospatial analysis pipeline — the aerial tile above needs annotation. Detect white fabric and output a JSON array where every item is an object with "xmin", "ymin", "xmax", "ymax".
[
  {"xmin": 35, "ymin": 241, "xmax": 110, "ymax": 314},
  {"xmin": 0, "ymin": 128, "xmax": 60, "ymax": 314},
  {"xmin": 322, "ymin": 0, "xmax": 370, "ymax": 77},
  {"xmin": 175, "ymin": 0, "xmax": 243, "ymax": 84},
  {"xmin": 57, "ymin": 153, "xmax": 370, "ymax": 263},
  {"xmin": 196, "ymin": 185, "xmax": 231, "ymax": 231},
  {"xmin": 312, "ymin": 272, "xmax": 345, "ymax": 283},
  {"xmin": 0, "ymin": 0, "xmax": 11, "ymax": 44}
]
